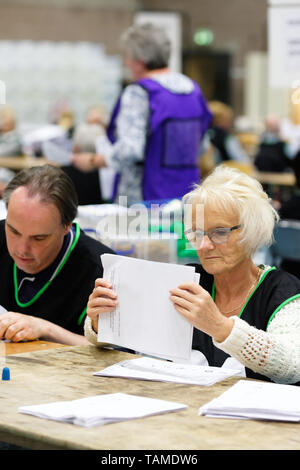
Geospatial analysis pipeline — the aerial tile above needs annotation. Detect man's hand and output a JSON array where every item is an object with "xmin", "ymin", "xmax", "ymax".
[{"xmin": 0, "ymin": 312, "xmax": 49, "ymax": 342}]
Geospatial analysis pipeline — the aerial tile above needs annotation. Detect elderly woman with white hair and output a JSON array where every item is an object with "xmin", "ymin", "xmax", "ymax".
[
  {"xmin": 169, "ymin": 165, "xmax": 300, "ymax": 384},
  {"xmin": 85, "ymin": 165, "xmax": 300, "ymax": 384}
]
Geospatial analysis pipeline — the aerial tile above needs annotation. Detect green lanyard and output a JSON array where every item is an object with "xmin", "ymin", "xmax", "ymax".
[{"xmin": 13, "ymin": 222, "xmax": 81, "ymax": 308}]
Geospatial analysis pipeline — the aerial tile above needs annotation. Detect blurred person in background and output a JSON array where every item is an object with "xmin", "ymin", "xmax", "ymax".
[
  {"xmin": 48, "ymin": 98, "xmax": 75, "ymax": 139},
  {"xmin": 254, "ymin": 114, "xmax": 292, "ymax": 173},
  {"xmin": 61, "ymin": 105, "xmax": 108, "ymax": 205},
  {"xmin": 0, "ymin": 106, "xmax": 20, "ymax": 195},
  {"xmin": 275, "ymin": 154, "xmax": 300, "ymax": 279},
  {"xmin": 73, "ymin": 105, "xmax": 107, "ymax": 153},
  {"xmin": 0, "ymin": 105, "xmax": 22, "ymax": 157},
  {"xmin": 207, "ymin": 101, "xmax": 251, "ymax": 165},
  {"xmin": 72, "ymin": 23, "xmax": 212, "ymax": 205}
]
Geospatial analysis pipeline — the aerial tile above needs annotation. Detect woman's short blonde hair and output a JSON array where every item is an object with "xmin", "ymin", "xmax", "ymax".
[{"xmin": 183, "ymin": 165, "xmax": 279, "ymax": 256}]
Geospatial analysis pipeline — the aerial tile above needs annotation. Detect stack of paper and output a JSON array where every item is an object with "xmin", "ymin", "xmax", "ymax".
[
  {"xmin": 94, "ymin": 356, "xmax": 242, "ymax": 387},
  {"xmin": 19, "ymin": 393, "xmax": 187, "ymax": 427},
  {"xmin": 99, "ymin": 254, "xmax": 199, "ymax": 362},
  {"xmin": 199, "ymin": 380, "xmax": 300, "ymax": 421}
]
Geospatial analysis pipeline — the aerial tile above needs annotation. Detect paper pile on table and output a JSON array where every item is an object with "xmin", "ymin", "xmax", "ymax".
[
  {"xmin": 199, "ymin": 379, "xmax": 300, "ymax": 421},
  {"xmin": 19, "ymin": 392, "xmax": 187, "ymax": 427},
  {"xmin": 94, "ymin": 356, "xmax": 242, "ymax": 387}
]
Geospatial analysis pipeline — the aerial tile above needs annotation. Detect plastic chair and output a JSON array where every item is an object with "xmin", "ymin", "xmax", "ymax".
[{"xmin": 270, "ymin": 220, "xmax": 300, "ymax": 267}]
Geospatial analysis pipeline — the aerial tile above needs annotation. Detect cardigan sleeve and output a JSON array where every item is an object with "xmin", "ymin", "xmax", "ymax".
[
  {"xmin": 213, "ymin": 298, "xmax": 300, "ymax": 384},
  {"xmin": 84, "ymin": 315, "xmax": 98, "ymax": 344},
  {"xmin": 84, "ymin": 315, "xmax": 115, "ymax": 350},
  {"xmin": 103, "ymin": 84, "xmax": 149, "ymax": 170}
]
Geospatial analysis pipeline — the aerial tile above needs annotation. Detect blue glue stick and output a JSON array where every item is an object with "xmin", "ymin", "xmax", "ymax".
[{"xmin": 2, "ymin": 366, "xmax": 10, "ymax": 381}]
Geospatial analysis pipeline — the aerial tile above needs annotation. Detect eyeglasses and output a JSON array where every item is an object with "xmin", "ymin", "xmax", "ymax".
[{"xmin": 184, "ymin": 224, "xmax": 241, "ymax": 247}]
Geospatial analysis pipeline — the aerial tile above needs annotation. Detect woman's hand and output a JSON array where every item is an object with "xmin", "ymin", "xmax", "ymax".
[
  {"xmin": 169, "ymin": 282, "xmax": 234, "ymax": 343},
  {"xmin": 87, "ymin": 278, "xmax": 118, "ymax": 333}
]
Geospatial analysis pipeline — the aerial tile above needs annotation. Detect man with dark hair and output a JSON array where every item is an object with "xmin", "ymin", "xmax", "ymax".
[{"xmin": 0, "ymin": 164, "xmax": 113, "ymax": 345}]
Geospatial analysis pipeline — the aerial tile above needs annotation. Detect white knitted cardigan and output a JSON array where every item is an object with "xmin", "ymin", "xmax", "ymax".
[{"xmin": 84, "ymin": 266, "xmax": 300, "ymax": 384}]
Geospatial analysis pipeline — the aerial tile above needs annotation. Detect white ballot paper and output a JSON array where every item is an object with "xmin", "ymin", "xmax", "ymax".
[
  {"xmin": 99, "ymin": 254, "xmax": 198, "ymax": 362},
  {"xmin": 94, "ymin": 356, "xmax": 242, "ymax": 387},
  {"xmin": 18, "ymin": 392, "xmax": 187, "ymax": 427},
  {"xmin": 199, "ymin": 380, "xmax": 300, "ymax": 422}
]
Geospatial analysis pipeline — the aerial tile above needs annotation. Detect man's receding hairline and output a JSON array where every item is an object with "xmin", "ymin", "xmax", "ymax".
[
  {"xmin": 7, "ymin": 185, "xmax": 67, "ymax": 227},
  {"xmin": 8, "ymin": 185, "xmax": 53, "ymax": 205}
]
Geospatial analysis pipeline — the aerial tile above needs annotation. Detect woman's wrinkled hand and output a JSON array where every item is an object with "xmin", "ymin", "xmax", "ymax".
[
  {"xmin": 169, "ymin": 282, "xmax": 233, "ymax": 343},
  {"xmin": 87, "ymin": 278, "xmax": 118, "ymax": 333}
]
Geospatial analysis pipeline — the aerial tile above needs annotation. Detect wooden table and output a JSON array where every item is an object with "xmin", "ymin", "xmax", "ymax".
[
  {"xmin": 0, "ymin": 156, "xmax": 47, "ymax": 171},
  {"xmin": 1, "ymin": 344, "xmax": 300, "ymax": 451},
  {"xmin": 254, "ymin": 171, "xmax": 296, "ymax": 187},
  {"xmin": 2, "ymin": 339, "xmax": 68, "ymax": 356}
]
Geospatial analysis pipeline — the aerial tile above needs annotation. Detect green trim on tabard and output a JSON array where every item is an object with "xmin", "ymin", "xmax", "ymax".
[
  {"xmin": 211, "ymin": 267, "xmax": 277, "ymax": 318},
  {"xmin": 13, "ymin": 222, "xmax": 81, "ymax": 308},
  {"xmin": 78, "ymin": 306, "xmax": 87, "ymax": 326},
  {"xmin": 238, "ymin": 267, "xmax": 276, "ymax": 318},
  {"xmin": 267, "ymin": 293, "xmax": 300, "ymax": 330}
]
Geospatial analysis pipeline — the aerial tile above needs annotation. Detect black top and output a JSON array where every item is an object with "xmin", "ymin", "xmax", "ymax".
[
  {"xmin": 190, "ymin": 264, "xmax": 300, "ymax": 382},
  {"xmin": 279, "ymin": 191, "xmax": 300, "ymax": 221},
  {"xmin": 278, "ymin": 191, "xmax": 300, "ymax": 280},
  {"xmin": 208, "ymin": 126, "xmax": 231, "ymax": 161},
  {"xmin": 0, "ymin": 219, "xmax": 114, "ymax": 335},
  {"xmin": 254, "ymin": 140, "xmax": 290, "ymax": 172}
]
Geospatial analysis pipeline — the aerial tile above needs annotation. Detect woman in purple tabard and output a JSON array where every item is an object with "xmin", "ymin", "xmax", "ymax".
[{"xmin": 72, "ymin": 23, "xmax": 212, "ymax": 205}]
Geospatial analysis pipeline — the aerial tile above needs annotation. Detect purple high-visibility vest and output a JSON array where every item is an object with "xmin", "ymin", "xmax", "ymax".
[{"xmin": 107, "ymin": 77, "xmax": 212, "ymax": 201}]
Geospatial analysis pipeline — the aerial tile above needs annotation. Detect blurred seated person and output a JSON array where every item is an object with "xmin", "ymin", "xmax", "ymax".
[
  {"xmin": 278, "ymin": 153, "xmax": 300, "ymax": 219},
  {"xmin": 0, "ymin": 106, "xmax": 19, "ymax": 195},
  {"xmin": 48, "ymin": 98, "xmax": 75, "ymax": 139},
  {"xmin": 275, "ymin": 153, "xmax": 300, "ymax": 279},
  {"xmin": 207, "ymin": 101, "xmax": 251, "ymax": 165},
  {"xmin": 0, "ymin": 105, "xmax": 22, "ymax": 157},
  {"xmin": 60, "ymin": 111, "xmax": 75, "ymax": 139},
  {"xmin": 85, "ymin": 165, "xmax": 300, "ymax": 385},
  {"xmin": 0, "ymin": 165, "xmax": 113, "ymax": 344},
  {"xmin": 73, "ymin": 105, "xmax": 107, "ymax": 153},
  {"xmin": 254, "ymin": 115, "xmax": 292, "ymax": 173},
  {"xmin": 0, "ymin": 167, "xmax": 15, "ymax": 198},
  {"xmin": 197, "ymin": 132, "xmax": 216, "ymax": 179},
  {"xmin": 72, "ymin": 23, "xmax": 212, "ymax": 205},
  {"xmin": 56, "ymin": 106, "xmax": 107, "ymax": 206}
]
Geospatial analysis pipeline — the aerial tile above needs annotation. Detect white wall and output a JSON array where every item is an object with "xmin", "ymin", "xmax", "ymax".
[{"xmin": 245, "ymin": 52, "xmax": 290, "ymax": 129}]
